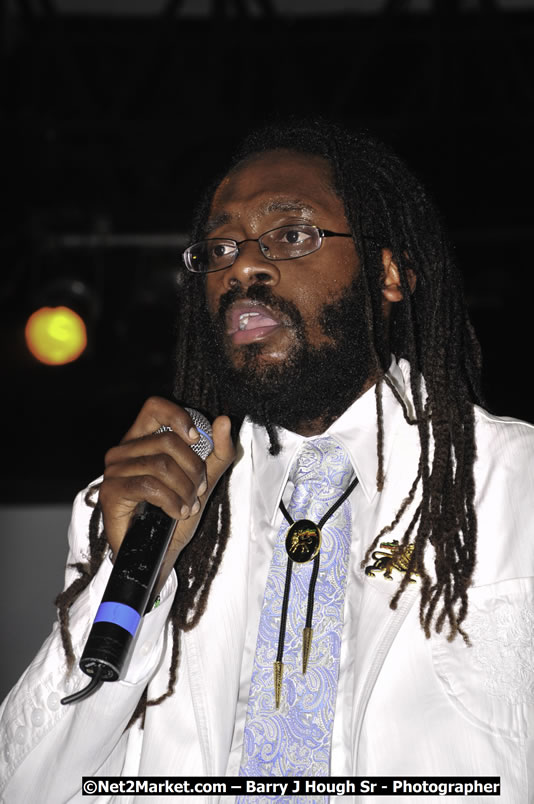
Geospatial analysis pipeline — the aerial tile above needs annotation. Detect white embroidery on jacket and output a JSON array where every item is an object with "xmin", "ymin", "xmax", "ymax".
[{"xmin": 468, "ymin": 601, "xmax": 534, "ymax": 704}]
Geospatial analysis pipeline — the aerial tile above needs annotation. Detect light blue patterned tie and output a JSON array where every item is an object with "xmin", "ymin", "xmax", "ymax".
[{"xmin": 238, "ymin": 437, "xmax": 356, "ymax": 803}]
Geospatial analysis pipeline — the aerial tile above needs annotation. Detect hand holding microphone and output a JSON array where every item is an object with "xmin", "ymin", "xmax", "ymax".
[{"xmin": 62, "ymin": 398, "xmax": 235, "ymax": 704}]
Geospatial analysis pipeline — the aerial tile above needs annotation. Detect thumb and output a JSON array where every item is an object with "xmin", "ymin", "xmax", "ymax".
[{"xmin": 204, "ymin": 415, "xmax": 236, "ymax": 491}]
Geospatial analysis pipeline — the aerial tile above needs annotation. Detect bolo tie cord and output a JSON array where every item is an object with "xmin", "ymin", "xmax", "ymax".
[{"xmin": 274, "ymin": 475, "xmax": 359, "ymax": 708}]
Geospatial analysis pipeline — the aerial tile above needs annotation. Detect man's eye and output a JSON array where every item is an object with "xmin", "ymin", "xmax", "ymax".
[
  {"xmin": 280, "ymin": 228, "xmax": 310, "ymax": 244},
  {"xmin": 210, "ymin": 242, "xmax": 234, "ymax": 259}
]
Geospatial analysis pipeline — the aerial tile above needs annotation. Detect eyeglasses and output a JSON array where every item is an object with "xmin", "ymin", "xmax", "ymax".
[{"xmin": 182, "ymin": 224, "xmax": 353, "ymax": 274}]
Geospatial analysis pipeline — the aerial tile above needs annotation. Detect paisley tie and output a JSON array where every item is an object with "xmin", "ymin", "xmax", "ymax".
[{"xmin": 238, "ymin": 437, "xmax": 356, "ymax": 803}]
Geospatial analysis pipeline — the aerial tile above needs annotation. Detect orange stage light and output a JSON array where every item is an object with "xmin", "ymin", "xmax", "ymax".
[{"xmin": 25, "ymin": 306, "xmax": 88, "ymax": 365}]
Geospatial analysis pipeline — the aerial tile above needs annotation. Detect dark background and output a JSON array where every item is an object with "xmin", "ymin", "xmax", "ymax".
[{"xmin": 2, "ymin": 0, "xmax": 533, "ymax": 504}]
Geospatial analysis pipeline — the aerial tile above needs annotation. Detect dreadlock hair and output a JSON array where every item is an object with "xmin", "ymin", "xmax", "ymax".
[{"xmin": 56, "ymin": 118, "xmax": 483, "ymax": 726}]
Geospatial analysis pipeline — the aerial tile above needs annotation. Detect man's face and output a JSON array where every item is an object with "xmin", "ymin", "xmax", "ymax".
[
  {"xmin": 202, "ymin": 149, "xmax": 377, "ymax": 435},
  {"xmin": 204, "ymin": 150, "xmax": 359, "ymax": 367}
]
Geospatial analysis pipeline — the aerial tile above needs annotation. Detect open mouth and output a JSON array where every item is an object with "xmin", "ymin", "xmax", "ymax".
[{"xmin": 226, "ymin": 302, "xmax": 284, "ymax": 345}]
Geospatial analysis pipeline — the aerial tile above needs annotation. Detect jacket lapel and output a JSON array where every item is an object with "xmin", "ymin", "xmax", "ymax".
[
  {"xmin": 184, "ymin": 425, "xmax": 254, "ymax": 777},
  {"xmin": 349, "ymin": 405, "xmax": 423, "ymax": 771}
]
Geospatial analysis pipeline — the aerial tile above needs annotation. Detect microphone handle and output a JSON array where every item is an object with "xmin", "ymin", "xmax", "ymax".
[
  {"xmin": 69, "ymin": 407, "xmax": 212, "ymax": 696},
  {"xmin": 79, "ymin": 503, "xmax": 176, "ymax": 681}
]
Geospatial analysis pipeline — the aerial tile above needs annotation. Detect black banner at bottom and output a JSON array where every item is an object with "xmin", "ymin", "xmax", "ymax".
[{"xmin": 82, "ymin": 776, "xmax": 501, "ymax": 797}]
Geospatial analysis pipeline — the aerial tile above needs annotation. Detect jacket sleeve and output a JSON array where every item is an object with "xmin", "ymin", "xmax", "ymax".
[{"xmin": 0, "ymin": 485, "xmax": 178, "ymax": 803}]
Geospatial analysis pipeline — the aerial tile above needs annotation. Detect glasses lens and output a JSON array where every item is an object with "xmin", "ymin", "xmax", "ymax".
[
  {"xmin": 260, "ymin": 225, "xmax": 320, "ymax": 260},
  {"xmin": 185, "ymin": 240, "xmax": 237, "ymax": 273}
]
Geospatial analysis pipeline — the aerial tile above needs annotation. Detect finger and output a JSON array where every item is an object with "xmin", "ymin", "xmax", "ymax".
[
  {"xmin": 105, "ymin": 429, "xmax": 204, "ymax": 479},
  {"xmin": 99, "ymin": 475, "xmax": 193, "ymax": 559},
  {"xmin": 103, "ymin": 452, "xmax": 200, "ymax": 511},
  {"xmin": 102, "ymin": 469, "xmax": 198, "ymax": 518},
  {"xmin": 121, "ymin": 396, "xmax": 201, "ymax": 447},
  {"xmin": 203, "ymin": 415, "xmax": 236, "ymax": 492}
]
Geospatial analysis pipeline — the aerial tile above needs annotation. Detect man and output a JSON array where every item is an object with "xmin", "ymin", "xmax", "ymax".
[{"xmin": 1, "ymin": 120, "xmax": 533, "ymax": 802}]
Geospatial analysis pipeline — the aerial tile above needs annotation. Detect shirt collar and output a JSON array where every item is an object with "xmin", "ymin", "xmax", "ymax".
[{"xmin": 249, "ymin": 357, "xmax": 411, "ymax": 526}]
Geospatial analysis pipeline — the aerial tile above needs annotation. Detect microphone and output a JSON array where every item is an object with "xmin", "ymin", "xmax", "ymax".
[{"xmin": 61, "ymin": 408, "xmax": 213, "ymax": 705}]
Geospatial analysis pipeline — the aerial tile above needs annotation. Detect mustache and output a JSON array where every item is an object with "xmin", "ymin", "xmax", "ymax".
[{"xmin": 216, "ymin": 283, "xmax": 304, "ymax": 329}]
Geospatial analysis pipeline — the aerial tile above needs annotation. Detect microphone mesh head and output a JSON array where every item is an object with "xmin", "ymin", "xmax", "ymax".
[
  {"xmin": 154, "ymin": 409, "xmax": 213, "ymax": 461},
  {"xmin": 184, "ymin": 407, "xmax": 214, "ymax": 461}
]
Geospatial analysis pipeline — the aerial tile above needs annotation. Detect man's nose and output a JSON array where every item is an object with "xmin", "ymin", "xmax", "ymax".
[{"xmin": 222, "ymin": 240, "xmax": 281, "ymax": 288}]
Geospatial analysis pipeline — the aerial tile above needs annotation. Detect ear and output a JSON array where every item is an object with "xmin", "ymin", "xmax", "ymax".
[{"xmin": 381, "ymin": 248, "xmax": 416, "ymax": 303}]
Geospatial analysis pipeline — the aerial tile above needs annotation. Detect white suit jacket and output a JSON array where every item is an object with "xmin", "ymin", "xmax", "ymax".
[{"xmin": 1, "ymin": 396, "xmax": 533, "ymax": 803}]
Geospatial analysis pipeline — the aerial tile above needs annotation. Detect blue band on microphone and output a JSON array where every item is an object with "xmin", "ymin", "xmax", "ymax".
[
  {"xmin": 94, "ymin": 601, "xmax": 141, "ymax": 635},
  {"xmin": 197, "ymin": 426, "xmax": 214, "ymax": 448}
]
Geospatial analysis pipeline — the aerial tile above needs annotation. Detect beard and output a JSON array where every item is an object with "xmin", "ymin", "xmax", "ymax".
[{"xmin": 204, "ymin": 274, "xmax": 378, "ymax": 439}]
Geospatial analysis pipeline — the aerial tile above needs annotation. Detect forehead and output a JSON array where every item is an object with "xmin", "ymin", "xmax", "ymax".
[{"xmin": 206, "ymin": 149, "xmax": 346, "ymax": 233}]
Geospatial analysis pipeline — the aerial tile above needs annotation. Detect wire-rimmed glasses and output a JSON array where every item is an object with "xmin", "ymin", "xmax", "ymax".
[{"xmin": 182, "ymin": 224, "xmax": 353, "ymax": 274}]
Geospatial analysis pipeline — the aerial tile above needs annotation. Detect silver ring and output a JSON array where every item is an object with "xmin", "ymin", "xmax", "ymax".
[{"xmin": 154, "ymin": 425, "xmax": 173, "ymax": 435}]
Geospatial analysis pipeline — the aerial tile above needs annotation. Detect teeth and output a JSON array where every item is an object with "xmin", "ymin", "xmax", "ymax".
[{"xmin": 238, "ymin": 311, "xmax": 259, "ymax": 331}]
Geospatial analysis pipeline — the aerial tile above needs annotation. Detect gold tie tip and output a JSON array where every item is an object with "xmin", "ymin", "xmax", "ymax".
[
  {"xmin": 302, "ymin": 627, "xmax": 313, "ymax": 674},
  {"xmin": 273, "ymin": 661, "xmax": 284, "ymax": 709}
]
